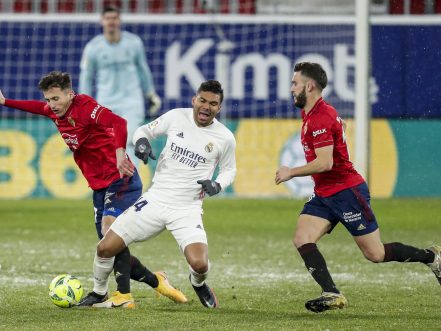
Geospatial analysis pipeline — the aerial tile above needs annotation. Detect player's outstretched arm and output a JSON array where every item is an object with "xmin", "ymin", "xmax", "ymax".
[{"xmin": 0, "ymin": 91, "xmax": 46, "ymax": 114}]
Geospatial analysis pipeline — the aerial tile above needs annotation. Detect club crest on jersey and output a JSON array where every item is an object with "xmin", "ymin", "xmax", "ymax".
[
  {"xmin": 205, "ymin": 142, "xmax": 214, "ymax": 153},
  {"xmin": 67, "ymin": 117, "xmax": 76, "ymax": 127}
]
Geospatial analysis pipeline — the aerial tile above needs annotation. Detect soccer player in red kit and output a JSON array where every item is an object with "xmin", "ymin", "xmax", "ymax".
[
  {"xmin": 0, "ymin": 71, "xmax": 187, "ymax": 307},
  {"xmin": 275, "ymin": 62, "xmax": 441, "ymax": 313}
]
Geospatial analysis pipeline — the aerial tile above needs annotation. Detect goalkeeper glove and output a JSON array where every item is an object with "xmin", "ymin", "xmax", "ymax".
[
  {"xmin": 147, "ymin": 92, "xmax": 161, "ymax": 115},
  {"xmin": 197, "ymin": 180, "xmax": 222, "ymax": 197},
  {"xmin": 134, "ymin": 137, "xmax": 156, "ymax": 164}
]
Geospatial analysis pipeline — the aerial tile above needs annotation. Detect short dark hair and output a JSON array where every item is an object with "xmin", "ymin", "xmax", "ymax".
[
  {"xmin": 197, "ymin": 80, "xmax": 224, "ymax": 103},
  {"xmin": 38, "ymin": 71, "xmax": 72, "ymax": 91},
  {"xmin": 294, "ymin": 62, "xmax": 327, "ymax": 90},
  {"xmin": 102, "ymin": 5, "xmax": 120, "ymax": 16}
]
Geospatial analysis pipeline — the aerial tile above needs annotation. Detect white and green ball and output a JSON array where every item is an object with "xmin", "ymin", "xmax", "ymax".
[{"xmin": 49, "ymin": 274, "xmax": 83, "ymax": 308}]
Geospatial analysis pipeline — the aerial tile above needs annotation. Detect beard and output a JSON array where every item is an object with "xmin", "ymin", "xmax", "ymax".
[{"xmin": 294, "ymin": 87, "xmax": 307, "ymax": 109}]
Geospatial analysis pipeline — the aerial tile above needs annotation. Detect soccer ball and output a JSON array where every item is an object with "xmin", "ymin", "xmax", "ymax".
[{"xmin": 48, "ymin": 274, "xmax": 83, "ymax": 308}]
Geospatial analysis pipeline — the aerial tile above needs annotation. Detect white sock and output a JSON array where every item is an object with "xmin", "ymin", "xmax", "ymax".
[
  {"xmin": 93, "ymin": 252, "xmax": 114, "ymax": 295},
  {"xmin": 189, "ymin": 262, "xmax": 210, "ymax": 287}
]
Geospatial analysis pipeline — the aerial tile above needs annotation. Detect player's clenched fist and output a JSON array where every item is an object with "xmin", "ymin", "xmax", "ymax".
[
  {"xmin": 134, "ymin": 137, "xmax": 156, "ymax": 164},
  {"xmin": 197, "ymin": 180, "xmax": 221, "ymax": 197}
]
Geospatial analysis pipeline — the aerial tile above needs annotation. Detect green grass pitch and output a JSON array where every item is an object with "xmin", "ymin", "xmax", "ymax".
[{"xmin": 0, "ymin": 198, "xmax": 439, "ymax": 330}]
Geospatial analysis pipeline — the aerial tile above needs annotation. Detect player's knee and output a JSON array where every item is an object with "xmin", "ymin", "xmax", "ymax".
[
  {"xmin": 293, "ymin": 232, "xmax": 309, "ymax": 248},
  {"xmin": 97, "ymin": 240, "xmax": 114, "ymax": 258},
  {"xmin": 292, "ymin": 236, "xmax": 302, "ymax": 248},
  {"xmin": 362, "ymin": 250, "xmax": 384, "ymax": 263},
  {"xmin": 189, "ymin": 259, "xmax": 209, "ymax": 274}
]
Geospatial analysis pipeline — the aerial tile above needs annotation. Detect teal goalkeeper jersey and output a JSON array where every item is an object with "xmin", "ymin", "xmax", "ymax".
[{"xmin": 79, "ymin": 31, "xmax": 155, "ymax": 114}]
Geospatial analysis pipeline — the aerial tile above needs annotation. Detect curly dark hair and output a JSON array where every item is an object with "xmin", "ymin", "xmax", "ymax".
[
  {"xmin": 197, "ymin": 80, "xmax": 224, "ymax": 103},
  {"xmin": 38, "ymin": 71, "xmax": 72, "ymax": 91},
  {"xmin": 294, "ymin": 62, "xmax": 327, "ymax": 91}
]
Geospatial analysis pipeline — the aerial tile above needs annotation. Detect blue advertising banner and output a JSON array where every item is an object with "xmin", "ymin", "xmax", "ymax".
[{"xmin": 0, "ymin": 18, "xmax": 440, "ymax": 120}]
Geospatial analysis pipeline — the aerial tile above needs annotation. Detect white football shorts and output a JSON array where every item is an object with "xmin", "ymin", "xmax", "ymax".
[{"xmin": 109, "ymin": 196, "xmax": 207, "ymax": 252}]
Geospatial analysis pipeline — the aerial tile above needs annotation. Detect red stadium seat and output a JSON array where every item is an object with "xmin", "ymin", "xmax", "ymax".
[
  {"xmin": 13, "ymin": 0, "xmax": 32, "ymax": 12},
  {"xmin": 151, "ymin": 0, "xmax": 165, "ymax": 13},
  {"xmin": 57, "ymin": 0, "xmax": 75, "ymax": 13},
  {"xmin": 128, "ymin": 0, "xmax": 137, "ymax": 13},
  {"xmin": 191, "ymin": 0, "xmax": 255, "ymax": 14},
  {"xmin": 103, "ymin": 0, "xmax": 122, "ymax": 9},
  {"xmin": 410, "ymin": 0, "xmax": 425, "ymax": 14},
  {"xmin": 84, "ymin": 0, "xmax": 94, "ymax": 12},
  {"xmin": 239, "ymin": 0, "xmax": 255, "ymax": 14},
  {"xmin": 390, "ymin": 0, "xmax": 428, "ymax": 14},
  {"xmin": 9, "ymin": 0, "xmax": 255, "ymax": 14},
  {"xmin": 175, "ymin": 0, "xmax": 183, "ymax": 13},
  {"xmin": 389, "ymin": 0, "xmax": 404, "ymax": 14},
  {"xmin": 436, "ymin": 0, "xmax": 441, "ymax": 13}
]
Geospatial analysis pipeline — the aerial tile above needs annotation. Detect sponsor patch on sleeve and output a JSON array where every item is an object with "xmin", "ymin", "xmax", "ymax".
[{"xmin": 147, "ymin": 119, "xmax": 159, "ymax": 130}]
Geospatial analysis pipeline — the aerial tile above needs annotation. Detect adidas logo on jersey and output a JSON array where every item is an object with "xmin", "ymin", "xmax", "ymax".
[{"xmin": 176, "ymin": 132, "xmax": 184, "ymax": 138}]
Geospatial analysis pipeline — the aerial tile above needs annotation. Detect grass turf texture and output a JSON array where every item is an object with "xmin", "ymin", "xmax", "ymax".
[{"xmin": 0, "ymin": 198, "xmax": 439, "ymax": 330}]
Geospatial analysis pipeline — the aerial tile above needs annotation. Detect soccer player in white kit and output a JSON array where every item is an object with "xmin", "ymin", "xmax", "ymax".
[{"xmin": 90, "ymin": 80, "xmax": 236, "ymax": 308}]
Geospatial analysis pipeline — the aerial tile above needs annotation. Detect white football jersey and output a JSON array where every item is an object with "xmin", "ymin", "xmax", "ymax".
[{"xmin": 133, "ymin": 108, "xmax": 236, "ymax": 208}]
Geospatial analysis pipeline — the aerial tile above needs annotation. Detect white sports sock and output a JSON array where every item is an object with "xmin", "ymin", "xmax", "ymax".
[
  {"xmin": 189, "ymin": 261, "xmax": 210, "ymax": 287},
  {"xmin": 93, "ymin": 252, "xmax": 114, "ymax": 295}
]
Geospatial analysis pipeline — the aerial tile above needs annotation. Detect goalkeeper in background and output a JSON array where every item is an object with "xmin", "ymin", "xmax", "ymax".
[
  {"xmin": 0, "ymin": 71, "xmax": 186, "ymax": 308},
  {"xmin": 79, "ymin": 5, "xmax": 161, "ymax": 167}
]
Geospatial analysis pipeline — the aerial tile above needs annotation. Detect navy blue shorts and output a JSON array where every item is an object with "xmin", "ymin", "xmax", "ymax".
[
  {"xmin": 92, "ymin": 170, "xmax": 142, "ymax": 239},
  {"xmin": 301, "ymin": 182, "xmax": 378, "ymax": 236}
]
